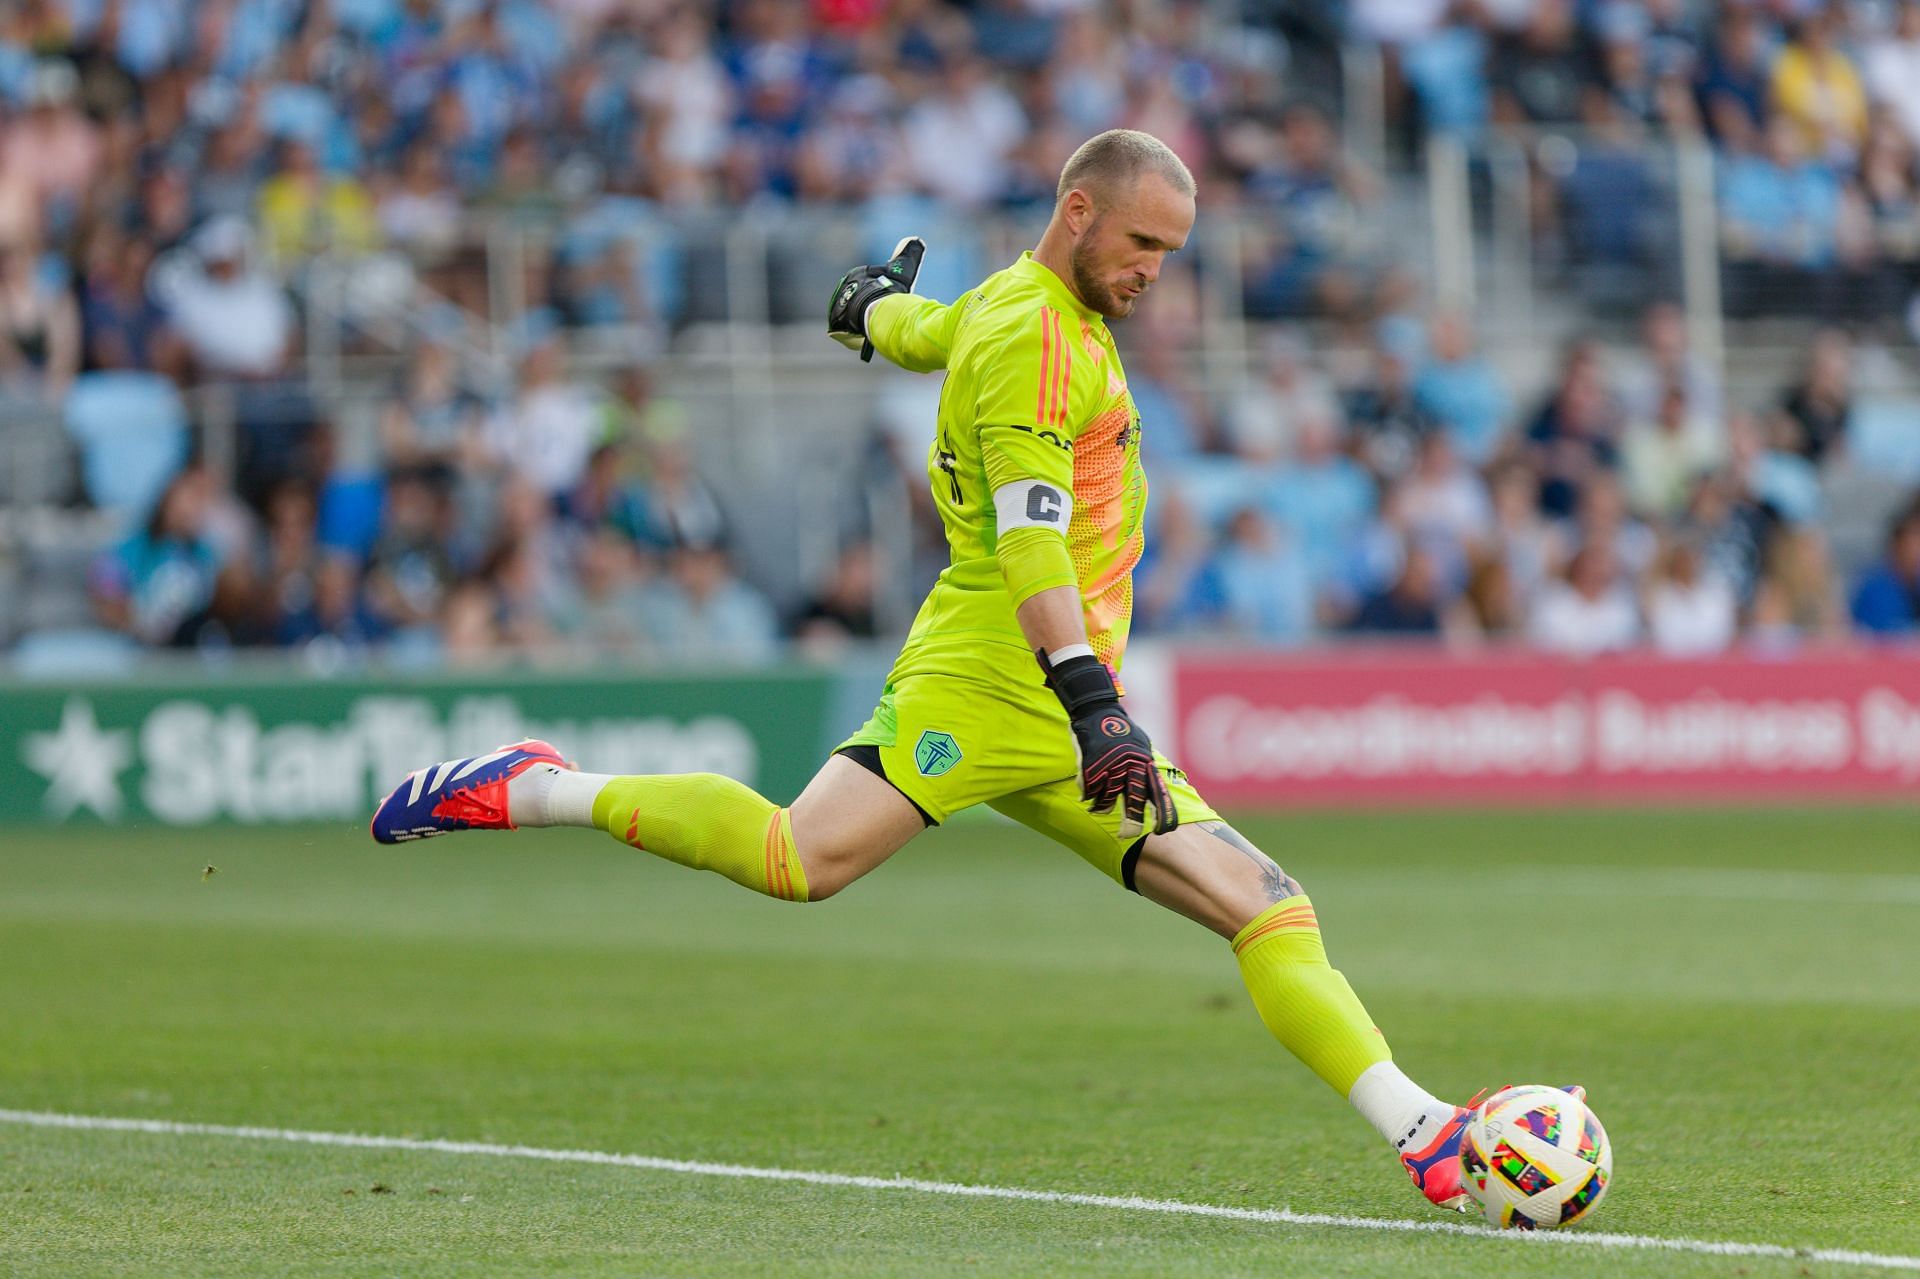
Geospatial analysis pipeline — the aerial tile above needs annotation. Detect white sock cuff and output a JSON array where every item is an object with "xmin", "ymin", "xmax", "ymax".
[
  {"xmin": 546, "ymin": 770, "xmax": 611, "ymax": 828},
  {"xmin": 1348, "ymin": 1061, "xmax": 1449, "ymax": 1150}
]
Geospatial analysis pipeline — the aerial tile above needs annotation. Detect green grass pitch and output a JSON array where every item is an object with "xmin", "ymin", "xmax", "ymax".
[{"xmin": 1, "ymin": 807, "xmax": 1917, "ymax": 1277}]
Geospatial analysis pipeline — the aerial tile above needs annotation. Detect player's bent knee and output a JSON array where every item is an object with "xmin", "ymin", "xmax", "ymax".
[{"xmin": 792, "ymin": 844, "xmax": 861, "ymax": 901}]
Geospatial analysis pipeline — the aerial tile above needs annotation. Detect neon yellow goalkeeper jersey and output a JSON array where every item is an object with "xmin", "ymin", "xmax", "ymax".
[{"xmin": 866, "ymin": 252, "xmax": 1147, "ymax": 685}]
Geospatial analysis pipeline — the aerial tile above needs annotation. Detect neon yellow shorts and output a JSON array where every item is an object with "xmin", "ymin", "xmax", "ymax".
[{"xmin": 836, "ymin": 673, "xmax": 1220, "ymax": 886}]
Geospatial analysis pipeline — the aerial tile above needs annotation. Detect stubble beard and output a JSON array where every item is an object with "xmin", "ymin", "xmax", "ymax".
[{"xmin": 1068, "ymin": 233, "xmax": 1135, "ymax": 320}]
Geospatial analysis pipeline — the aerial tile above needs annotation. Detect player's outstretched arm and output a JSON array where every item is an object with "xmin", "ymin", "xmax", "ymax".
[{"xmin": 827, "ymin": 237, "xmax": 955, "ymax": 373}]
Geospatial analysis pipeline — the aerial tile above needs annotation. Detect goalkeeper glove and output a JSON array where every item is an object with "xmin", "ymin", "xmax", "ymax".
[
  {"xmin": 828, "ymin": 236, "xmax": 926, "ymax": 363},
  {"xmin": 1040, "ymin": 648, "xmax": 1178, "ymax": 840}
]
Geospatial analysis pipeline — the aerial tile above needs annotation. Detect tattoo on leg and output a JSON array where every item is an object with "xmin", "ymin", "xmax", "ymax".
[{"xmin": 1200, "ymin": 821, "xmax": 1302, "ymax": 902}]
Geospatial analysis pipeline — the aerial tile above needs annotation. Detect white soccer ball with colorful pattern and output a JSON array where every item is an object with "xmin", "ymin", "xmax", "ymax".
[{"xmin": 1457, "ymin": 1085, "xmax": 1612, "ymax": 1230}]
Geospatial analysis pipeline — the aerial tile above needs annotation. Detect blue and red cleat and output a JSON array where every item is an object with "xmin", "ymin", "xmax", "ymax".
[
  {"xmin": 1401, "ymin": 1084, "xmax": 1587, "ymax": 1212},
  {"xmin": 370, "ymin": 739, "xmax": 567, "ymax": 844}
]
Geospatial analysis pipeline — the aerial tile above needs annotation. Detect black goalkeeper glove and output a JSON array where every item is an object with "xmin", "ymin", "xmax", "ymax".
[
  {"xmin": 1040, "ymin": 649, "xmax": 1178, "ymax": 840},
  {"xmin": 828, "ymin": 236, "xmax": 926, "ymax": 362}
]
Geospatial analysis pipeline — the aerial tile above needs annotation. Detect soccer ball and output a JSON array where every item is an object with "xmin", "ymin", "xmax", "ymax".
[{"xmin": 1458, "ymin": 1085, "xmax": 1612, "ymax": 1230}]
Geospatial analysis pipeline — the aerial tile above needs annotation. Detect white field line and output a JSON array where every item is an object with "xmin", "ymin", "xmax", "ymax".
[{"xmin": 3, "ymin": 1109, "xmax": 1917, "ymax": 1273}]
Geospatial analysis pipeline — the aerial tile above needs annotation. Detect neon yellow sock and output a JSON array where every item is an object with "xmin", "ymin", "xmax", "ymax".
[
  {"xmin": 1233, "ymin": 896, "xmax": 1391, "ymax": 1095},
  {"xmin": 589, "ymin": 774, "xmax": 809, "ymax": 902}
]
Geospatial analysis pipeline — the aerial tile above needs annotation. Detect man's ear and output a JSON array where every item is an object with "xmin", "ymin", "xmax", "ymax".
[{"xmin": 1061, "ymin": 188, "xmax": 1095, "ymax": 236}]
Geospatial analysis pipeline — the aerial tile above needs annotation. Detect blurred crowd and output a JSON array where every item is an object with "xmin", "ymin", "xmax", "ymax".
[
  {"xmin": 1371, "ymin": 0, "xmax": 1920, "ymax": 322},
  {"xmin": 0, "ymin": 0, "xmax": 1916, "ymax": 668},
  {"xmin": 78, "ymin": 347, "xmax": 892, "ymax": 664},
  {"xmin": 1127, "ymin": 300, "xmax": 1920, "ymax": 653}
]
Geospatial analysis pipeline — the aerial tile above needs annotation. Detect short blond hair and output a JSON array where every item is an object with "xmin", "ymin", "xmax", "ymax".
[{"xmin": 1056, "ymin": 129, "xmax": 1195, "ymax": 205}]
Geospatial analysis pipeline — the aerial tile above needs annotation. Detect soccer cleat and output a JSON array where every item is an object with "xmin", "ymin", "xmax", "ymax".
[
  {"xmin": 1403, "ymin": 1084, "xmax": 1588, "ymax": 1213},
  {"xmin": 370, "ymin": 740, "xmax": 567, "ymax": 844},
  {"xmin": 1400, "ymin": 1091, "xmax": 1483, "ymax": 1212}
]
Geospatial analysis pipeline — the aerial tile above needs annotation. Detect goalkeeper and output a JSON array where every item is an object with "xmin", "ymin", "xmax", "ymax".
[{"xmin": 372, "ymin": 129, "xmax": 1490, "ymax": 1212}]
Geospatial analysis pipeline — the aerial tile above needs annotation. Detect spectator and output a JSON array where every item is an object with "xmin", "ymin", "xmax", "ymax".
[
  {"xmin": 1348, "ymin": 542, "xmax": 1445, "ymax": 636},
  {"xmin": 624, "ymin": 424, "xmax": 727, "ymax": 553},
  {"xmin": 1770, "ymin": 12, "xmax": 1868, "ymax": 165},
  {"xmin": 1187, "ymin": 508, "xmax": 1319, "ymax": 644},
  {"xmin": 1645, "ymin": 538, "xmax": 1736, "ymax": 656},
  {"xmin": 1349, "ymin": 0, "xmax": 1448, "ymax": 48},
  {"xmin": 1135, "ymin": 486, "xmax": 1213, "ymax": 634},
  {"xmin": 1693, "ymin": 3, "xmax": 1770, "ymax": 146},
  {"xmin": 489, "ymin": 476, "xmax": 585, "ymax": 629},
  {"xmin": 0, "ymin": 231, "xmax": 78, "ymax": 399},
  {"xmin": 1228, "ymin": 330, "xmax": 1340, "ymax": 461},
  {"xmin": 88, "ymin": 465, "xmax": 227, "ymax": 647},
  {"xmin": 148, "ymin": 216, "xmax": 296, "ymax": 380},
  {"xmin": 79, "ymin": 227, "xmax": 174, "ymax": 374},
  {"xmin": 1744, "ymin": 410, "xmax": 1824, "ymax": 528},
  {"xmin": 1750, "ymin": 525, "xmax": 1845, "ymax": 647},
  {"xmin": 1850, "ymin": 498, "xmax": 1920, "ymax": 635},
  {"xmin": 1241, "ymin": 101, "xmax": 1380, "ymax": 320},
  {"xmin": 791, "ymin": 540, "xmax": 880, "ymax": 654},
  {"xmin": 1344, "ymin": 337, "xmax": 1430, "ymax": 480},
  {"xmin": 1568, "ymin": 471, "xmax": 1659, "ymax": 578},
  {"xmin": 1413, "ymin": 310, "xmax": 1510, "ymax": 464},
  {"xmin": 257, "ymin": 138, "xmax": 380, "ymax": 265},
  {"xmin": 1489, "ymin": 0, "xmax": 1589, "ymax": 127},
  {"xmin": 562, "ymin": 440, "xmax": 650, "ymax": 542},
  {"xmin": 1525, "ymin": 338, "xmax": 1621, "ymax": 518},
  {"xmin": 902, "ymin": 54, "xmax": 1027, "ymax": 209},
  {"xmin": 1777, "ymin": 329, "xmax": 1853, "ymax": 466},
  {"xmin": 794, "ymin": 76, "xmax": 907, "ymax": 205},
  {"xmin": 440, "ymin": 578, "xmax": 506, "ymax": 666},
  {"xmin": 636, "ymin": 6, "xmax": 732, "ymax": 204},
  {"xmin": 380, "ymin": 337, "xmax": 485, "ymax": 469},
  {"xmin": 488, "ymin": 333, "xmax": 599, "ymax": 498},
  {"xmin": 1555, "ymin": 89, "xmax": 1666, "ymax": 299},
  {"xmin": 1128, "ymin": 337, "xmax": 1215, "ymax": 465},
  {"xmin": 480, "ymin": 128, "xmax": 563, "ymax": 223},
  {"xmin": 1529, "ymin": 543, "xmax": 1641, "ymax": 656},
  {"xmin": 1592, "ymin": 4, "xmax": 1666, "ymax": 129},
  {"xmin": 1682, "ymin": 468, "xmax": 1775, "ymax": 608},
  {"xmin": 641, "ymin": 537, "xmax": 779, "ymax": 664},
  {"xmin": 278, "ymin": 551, "xmax": 386, "ymax": 650},
  {"xmin": 1267, "ymin": 413, "xmax": 1376, "ymax": 592},
  {"xmin": 1621, "ymin": 383, "xmax": 1724, "ymax": 522},
  {"xmin": 196, "ymin": 120, "xmax": 271, "ymax": 227},
  {"xmin": 1486, "ymin": 461, "xmax": 1563, "ymax": 609},
  {"xmin": 0, "ymin": 59, "xmax": 102, "ymax": 230},
  {"xmin": 555, "ymin": 528, "xmax": 654, "ymax": 660},
  {"xmin": 365, "ymin": 466, "xmax": 459, "ymax": 631},
  {"xmin": 482, "ymin": 535, "xmax": 565, "ymax": 658},
  {"xmin": 1866, "ymin": 4, "xmax": 1920, "ymax": 147},
  {"xmin": 1400, "ymin": 8, "xmax": 1492, "ymax": 139},
  {"xmin": 1615, "ymin": 300, "xmax": 1723, "ymax": 426},
  {"xmin": 1047, "ymin": 10, "xmax": 1127, "ymax": 137},
  {"xmin": 1458, "ymin": 550, "xmax": 1524, "ymax": 643},
  {"xmin": 258, "ymin": 480, "xmax": 321, "ymax": 641},
  {"xmin": 1718, "ymin": 115, "xmax": 1848, "ymax": 310},
  {"xmin": 377, "ymin": 142, "xmax": 463, "ymax": 258},
  {"xmin": 1399, "ymin": 430, "xmax": 1492, "ymax": 593},
  {"xmin": 1855, "ymin": 118, "xmax": 1920, "ymax": 290},
  {"xmin": 1641, "ymin": 0, "xmax": 1704, "ymax": 84},
  {"xmin": 1865, "ymin": 1, "xmax": 1920, "ymax": 150}
]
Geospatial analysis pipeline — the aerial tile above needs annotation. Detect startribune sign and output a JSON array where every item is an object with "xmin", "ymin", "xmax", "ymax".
[{"xmin": 3, "ymin": 672, "xmax": 836, "ymax": 827}]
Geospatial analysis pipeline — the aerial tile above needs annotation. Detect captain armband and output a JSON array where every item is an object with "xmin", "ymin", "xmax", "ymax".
[
  {"xmin": 992, "ymin": 481, "xmax": 1076, "ymax": 607},
  {"xmin": 992, "ymin": 480, "xmax": 1071, "ymax": 535}
]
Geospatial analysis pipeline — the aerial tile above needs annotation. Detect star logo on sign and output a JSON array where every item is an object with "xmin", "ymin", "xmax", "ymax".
[{"xmin": 22, "ymin": 697, "xmax": 132, "ymax": 820}]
